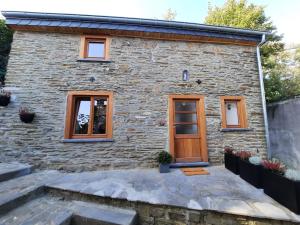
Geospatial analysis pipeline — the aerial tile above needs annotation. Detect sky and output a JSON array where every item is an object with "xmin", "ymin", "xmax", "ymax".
[{"xmin": 0, "ymin": 0, "xmax": 299, "ymax": 45}]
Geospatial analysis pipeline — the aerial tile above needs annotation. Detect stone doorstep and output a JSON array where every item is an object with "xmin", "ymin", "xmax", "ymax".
[{"xmin": 0, "ymin": 163, "xmax": 32, "ymax": 182}]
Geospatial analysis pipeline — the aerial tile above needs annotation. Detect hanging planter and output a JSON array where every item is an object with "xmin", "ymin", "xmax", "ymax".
[
  {"xmin": 19, "ymin": 107, "xmax": 35, "ymax": 123},
  {"xmin": 0, "ymin": 90, "xmax": 11, "ymax": 106}
]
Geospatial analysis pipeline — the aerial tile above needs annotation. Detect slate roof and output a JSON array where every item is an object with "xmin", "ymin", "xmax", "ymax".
[{"xmin": 2, "ymin": 11, "xmax": 266, "ymax": 43}]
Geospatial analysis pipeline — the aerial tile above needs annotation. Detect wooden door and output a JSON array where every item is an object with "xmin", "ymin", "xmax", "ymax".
[{"xmin": 169, "ymin": 95, "xmax": 208, "ymax": 162}]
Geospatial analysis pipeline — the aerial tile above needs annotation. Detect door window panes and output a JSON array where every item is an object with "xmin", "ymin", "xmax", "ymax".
[
  {"xmin": 175, "ymin": 113, "xmax": 197, "ymax": 123},
  {"xmin": 175, "ymin": 101, "xmax": 196, "ymax": 111},
  {"xmin": 176, "ymin": 124, "xmax": 198, "ymax": 134}
]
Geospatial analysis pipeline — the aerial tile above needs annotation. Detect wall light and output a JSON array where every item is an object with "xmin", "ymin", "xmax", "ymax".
[{"xmin": 182, "ymin": 70, "xmax": 189, "ymax": 81}]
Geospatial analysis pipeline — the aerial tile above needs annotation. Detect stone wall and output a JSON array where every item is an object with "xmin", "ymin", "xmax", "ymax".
[
  {"xmin": 0, "ymin": 30, "xmax": 267, "ymax": 171},
  {"xmin": 267, "ymin": 98, "xmax": 300, "ymax": 170}
]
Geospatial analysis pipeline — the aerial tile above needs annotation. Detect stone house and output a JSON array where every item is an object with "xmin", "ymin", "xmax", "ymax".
[{"xmin": 0, "ymin": 11, "xmax": 268, "ymax": 171}]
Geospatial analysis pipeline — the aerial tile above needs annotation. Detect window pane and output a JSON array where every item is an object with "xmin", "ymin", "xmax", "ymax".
[
  {"xmin": 175, "ymin": 113, "xmax": 197, "ymax": 123},
  {"xmin": 176, "ymin": 124, "xmax": 198, "ymax": 134},
  {"xmin": 93, "ymin": 98, "xmax": 107, "ymax": 134},
  {"xmin": 225, "ymin": 101, "xmax": 239, "ymax": 126},
  {"xmin": 74, "ymin": 97, "xmax": 91, "ymax": 134},
  {"xmin": 87, "ymin": 42, "xmax": 104, "ymax": 58},
  {"xmin": 175, "ymin": 101, "xmax": 196, "ymax": 111}
]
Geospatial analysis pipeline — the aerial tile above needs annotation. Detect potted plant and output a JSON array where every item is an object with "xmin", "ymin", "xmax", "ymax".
[
  {"xmin": 0, "ymin": 89, "xmax": 11, "ymax": 106},
  {"xmin": 157, "ymin": 151, "xmax": 172, "ymax": 173},
  {"xmin": 224, "ymin": 147, "xmax": 239, "ymax": 175},
  {"xmin": 285, "ymin": 169, "xmax": 300, "ymax": 214},
  {"xmin": 238, "ymin": 153, "xmax": 263, "ymax": 188},
  {"xmin": 19, "ymin": 107, "xmax": 35, "ymax": 123},
  {"xmin": 261, "ymin": 159, "xmax": 300, "ymax": 213}
]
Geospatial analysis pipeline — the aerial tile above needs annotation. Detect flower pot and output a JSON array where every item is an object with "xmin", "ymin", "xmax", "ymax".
[
  {"xmin": 159, "ymin": 163, "xmax": 170, "ymax": 173},
  {"xmin": 0, "ymin": 95, "xmax": 10, "ymax": 106},
  {"xmin": 224, "ymin": 153, "xmax": 239, "ymax": 174},
  {"xmin": 20, "ymin": 113, "xmax": 35, "ymax": 123},
  {"xmin": 239, "ymin": 159, "xmax": 263, "ymax": 188},
  {"xmin": 262, "ymin": 168, "xmax": 300, "ymax": 214}
]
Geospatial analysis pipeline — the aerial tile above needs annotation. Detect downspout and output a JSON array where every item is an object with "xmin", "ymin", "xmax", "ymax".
[{"xmin": 256, "ymin": 34, "xmax": 271, "ymax": 158}]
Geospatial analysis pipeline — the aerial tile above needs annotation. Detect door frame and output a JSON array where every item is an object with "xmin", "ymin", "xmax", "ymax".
[{"xmin": 168, "ymin": 94, "xmax": 208, "ymax": 162}]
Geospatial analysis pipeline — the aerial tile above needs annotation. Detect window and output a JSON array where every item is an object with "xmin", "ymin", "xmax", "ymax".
[
  {"xmin": 220, "ymin": 96, "xmax": 248, "ymax": 129},
  {"xmin": 79, "ymin": 35, "xmax": 109, "ymax": 60},
  {"xmin": 64, "ymin": 91, "xmax": 113, "ymax": 139}
]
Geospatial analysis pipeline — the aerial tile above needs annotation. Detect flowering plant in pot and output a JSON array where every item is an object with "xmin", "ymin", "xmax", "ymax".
[
  {"xmin": 0, "ymin": 89, "xmax": 11, "ymax": 106},
  {"xmin": 157, "ymin": 151, "xmax": 172, "ymax": 173},
  {"xmin": 224, "ymin": 147, "xmax": 239, "ymax": 175},
  {"xmin": 19, "ymin": 107, "xmax": 35, "ymax": 123},
  {"xmin": 237, "ymin": 151, "xmax": 263, "ymax": 188},
  {"xmin": 260, "ymin": 159, "xmax": 300, "ymax": 213}
]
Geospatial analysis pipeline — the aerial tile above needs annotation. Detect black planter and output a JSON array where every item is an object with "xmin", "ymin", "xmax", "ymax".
[
  {"xmin": 239, "ymin": 159, "xmax": 263, "ymax": 188},
  {"xmin": 19, "ymin": 113, "xmax": 35, "ymax": 123},
  {"xmin": 159, "ymin": 163, "xmax": 170, "ymax": 173},
  {"xmin": 262, "ymin": 168, "xmax": 300, "ymax": 214},
  {"xmin": 224, "ymin": 153, "xmax": 239, "ymax": 174},
  {"xmin": 0, "ymin": 95, "xmax": 10, "ymax": 106}
]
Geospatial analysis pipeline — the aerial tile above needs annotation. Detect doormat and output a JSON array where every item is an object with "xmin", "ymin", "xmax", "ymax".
[{"xmin": 181, "ymin": 167, "xmax": 209, "ymax": 176}]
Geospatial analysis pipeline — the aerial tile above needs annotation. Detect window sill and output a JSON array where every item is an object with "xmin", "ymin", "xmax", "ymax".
[
  {"xmin": 77, "ymin": 58, "xmax": 112, "ymax": 63},
  {"xmin": 220, "ymin": 128, "xmax": 253, "ymax": 132},
  {"xmin": 62, "ymin": 138, "xmax": 114, "ymax": 143}
]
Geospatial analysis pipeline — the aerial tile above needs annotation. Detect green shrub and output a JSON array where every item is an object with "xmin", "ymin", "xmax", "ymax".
[{"xmin": 157, "ymin": 151, "xmax": 172, "ymax": 164}]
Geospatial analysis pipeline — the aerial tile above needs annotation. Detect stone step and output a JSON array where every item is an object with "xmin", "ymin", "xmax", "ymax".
[
  {"xmin": 71, "ymin": 200, "xmax": 138, "ymax": 225},
  {"xmin": 0, "ymin": 196, "xmax": 138, "ymax": 225},
  {"xmin": 0, "ymin": 162, "xmax": 32, "ymax": 182},
  {"xmin": 170, "ymin": 161, "xmax": 209, "ymax": 168}
]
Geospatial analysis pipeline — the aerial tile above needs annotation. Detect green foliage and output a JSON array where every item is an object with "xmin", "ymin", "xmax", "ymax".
[
  {"xmin": 0, "ymin": 20, "xmax": 13, "ymax": 85},
  {"xmin": 249, "ymin": 156, "xmax": 262, "ymax": 165},
  {"xmin": 204, "ymin": 0, "xmax": 300, "ymax": 103},
  {"xmin": 157, "ymin": 151, "xmax": 172, "ymax": 164}
]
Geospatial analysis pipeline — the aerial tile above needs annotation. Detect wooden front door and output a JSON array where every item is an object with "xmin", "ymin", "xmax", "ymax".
[{"xmin": 169, "ymin": 95, "xmax": 208, "ymax": 162}]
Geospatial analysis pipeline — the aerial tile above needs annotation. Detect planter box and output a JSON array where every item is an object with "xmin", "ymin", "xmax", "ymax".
[
  {"xmin": 239, "ymin": 159, "xmax": 263, "ymax": 188},
  {"xmin": 262, "ymin": 168, "xmax": 300, "ymax": 214},
  {"xmin": 159, "ymin": 164, "xmax": 170, "ymax": 173},
  {"xmin": 224, "ymin": 153, "xmax": 239, "ymax": 175}
]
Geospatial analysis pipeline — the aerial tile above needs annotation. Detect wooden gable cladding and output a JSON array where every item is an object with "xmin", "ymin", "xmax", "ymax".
[{"xmin": 8, "ymin": 24, "xmax": 258, "ymax": 46}]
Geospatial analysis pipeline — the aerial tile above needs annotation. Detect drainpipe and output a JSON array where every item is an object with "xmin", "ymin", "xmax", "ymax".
[{"xmin": 256, "ymin": 34, "xmax": 271, "ymax": 158}]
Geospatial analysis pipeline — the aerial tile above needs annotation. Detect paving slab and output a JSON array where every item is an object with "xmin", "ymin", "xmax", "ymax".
[
  {"xmin": 48, "ymin": 166, "xmax": 300, "ymax": 223},
  {"xmin": 0, "ymin": 162, "xmax": 32, "ymax": 182}
]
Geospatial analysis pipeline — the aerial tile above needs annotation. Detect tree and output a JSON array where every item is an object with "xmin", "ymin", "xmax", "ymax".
[
  {"xmin": 0, "ymin": 20, "xmax": 13, "ymax": 85},
  {"xmin": 204, "ymin": 0, "xmax": 300, "ymax": 102},
  {"xmin": 163, "ymin": 8, "xmax": 177, "ymax": 21}
]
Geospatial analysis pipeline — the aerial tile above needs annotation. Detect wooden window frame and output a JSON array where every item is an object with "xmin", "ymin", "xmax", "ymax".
[
  {"xmin": 79, "ymin": 35, "xmax": 110, "ymax": 60},
  {"xmin": 220, "ymin": 96, "xmax": 248, "ymax": 129},
  {"xmin": 64, "ymin": 91, "xmax": 113, "ymax": 139}
]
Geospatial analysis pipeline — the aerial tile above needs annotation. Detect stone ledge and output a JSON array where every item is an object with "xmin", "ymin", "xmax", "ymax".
[
  {"xmin": 77, "ymin": 58, "xmax": 112, "ymax": 63},
  {"xmin": 62, "ymin": 138, "xmax": 114, "ymax": 143},
  {"xmin": 220, "ymin": 128, "xmax": 253, "ymax": 132}
]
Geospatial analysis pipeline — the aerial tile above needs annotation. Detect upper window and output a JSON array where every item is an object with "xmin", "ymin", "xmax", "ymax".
[
  {"xmin": 64, "ymin": 91, "xmax": 113, "ymax": 139},
  {"xmin": 79, "ymin": 35, "xmax": 109, "ymax": 60},
  {"xmin": 220, "ymin": 96, "xmax": 248, "ymax": 129}
]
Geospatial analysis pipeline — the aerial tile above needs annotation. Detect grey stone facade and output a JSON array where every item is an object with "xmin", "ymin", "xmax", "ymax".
[{"xmin": 0, "ymin": 31, "xmax": 267, "ymax": 171}]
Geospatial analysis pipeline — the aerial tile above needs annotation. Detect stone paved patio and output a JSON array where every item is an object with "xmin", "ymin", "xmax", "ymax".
[
  {"xmin": 0, "ymin": 164, "xmax": 300, "ymax": 223},
  {"xmin": 48, "ymin": 166, "xmax": 300, "ymax": 222}
]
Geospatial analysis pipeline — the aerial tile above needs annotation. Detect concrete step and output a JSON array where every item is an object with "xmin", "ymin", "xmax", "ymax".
[{"xmin": 0, "ymin": 162, "xmax": 32, "ymax": 182}]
